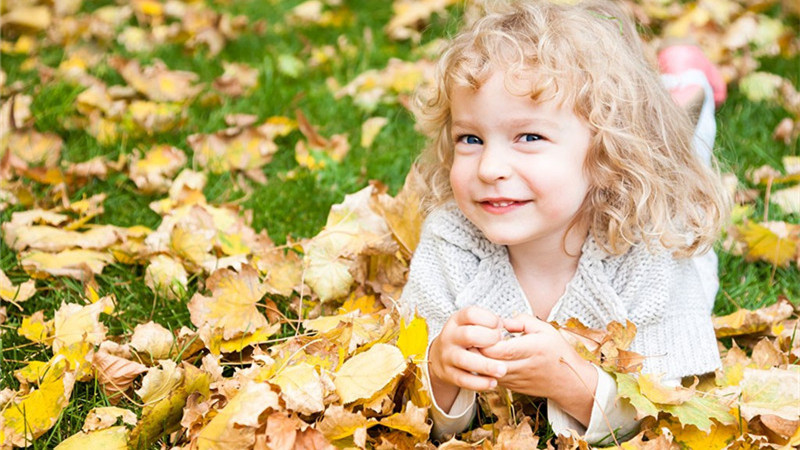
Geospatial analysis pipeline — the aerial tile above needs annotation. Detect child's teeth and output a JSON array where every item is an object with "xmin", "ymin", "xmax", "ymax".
[{"xmin": 491, "ymin": 201, "xmax": 512, "ymax": 207}]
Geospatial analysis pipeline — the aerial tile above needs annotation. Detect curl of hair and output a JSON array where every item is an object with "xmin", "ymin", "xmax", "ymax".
[{"xmin": 413, "ymin": 0, "xmax": 729, "ymax": 258}]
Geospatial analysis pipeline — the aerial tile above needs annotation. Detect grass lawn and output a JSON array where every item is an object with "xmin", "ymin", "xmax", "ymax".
[{"xmin": 1, "ymin": 0, "xmax": 798, "ymax": 447}]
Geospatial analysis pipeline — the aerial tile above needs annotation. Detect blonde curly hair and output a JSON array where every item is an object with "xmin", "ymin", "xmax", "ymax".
[{"xmin": 414, "ymin": 0, "xmax": 729, "ymax": 257}]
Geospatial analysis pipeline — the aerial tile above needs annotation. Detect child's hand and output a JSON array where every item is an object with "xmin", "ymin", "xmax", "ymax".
[
  {"xmin": 428, "ymin": 306, "xmax": 508, "ymax": 411},
  {"xmin": 479, "ymin": 314, "xmax": 598, "ymax": 425}
]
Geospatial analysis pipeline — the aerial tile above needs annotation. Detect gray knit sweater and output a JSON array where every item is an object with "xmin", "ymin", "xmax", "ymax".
[{"xmin": 401, "ymin": 203, "xmax": 721, "ymax": 380}]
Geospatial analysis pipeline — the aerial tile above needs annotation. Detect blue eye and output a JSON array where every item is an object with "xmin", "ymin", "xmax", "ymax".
[
  {"xmin": 458, "ymin": 135, "xmax": 483, "ymax": 145},
  {"xmin": 521, "ymin": 134, "xmax": 542, "ymax": 142}
]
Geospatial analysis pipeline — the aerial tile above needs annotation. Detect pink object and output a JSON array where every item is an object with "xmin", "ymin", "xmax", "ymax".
[{"xmin": 658, "ymin": 45, "xmax": 727, "ymax": 107}]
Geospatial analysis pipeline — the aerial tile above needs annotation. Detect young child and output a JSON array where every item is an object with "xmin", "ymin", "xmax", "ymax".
[{"xmin": 400, "ymin": 0, "xmax": 729, "ymax": 444}]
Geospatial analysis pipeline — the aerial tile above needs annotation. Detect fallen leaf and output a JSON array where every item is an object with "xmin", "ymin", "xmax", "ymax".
[
  {"xmin": 360, "ymin": 117, "xmax": 388, "ymax": 148},
  {"xmin": 714, "ymin": 298, "xmax": 795, "ymax": 337},
  {"xmin": 334, "ymin": 343, "xmax": 407, "ymax": 404},
  {"xmin": 129, "ymin": 145, "xmax": 187, "ymax": 193},
  {"xmin": 92, "ymin": 345, "xmax": 148, "ymax": 401},
  {"xmin": 316, "ymin": 405, "xmax": 374, "ymax": 441},
  {"xmin": 130, "ymin": 321, "xmax": 174, "ymax": 360},
  {"xmin": 110, "ymin": 57, "xmax": 201, "ymax": 103},
  {"xmin": 195, "ymin": 381, "xmax": 280, "ymax": 449},
  {"xmin": 135, "ymin": 359, "xmax": 184, "ymax": 406},
  {"xmin": 82, "ymin": 407, "xmax": 137, "ymax": 432},
  {"xmin": 736, "ymin": 221, "xmax": 799, "ymax": 267},
  {"xmin": 187, "ymin": 265, "xmax": 269, "ymax": 340},
  {"xmin": 740, "ymin": 367, "xmax": 800, "ymax": 422},
  {"xmin": 54, "ymin": 426, "xmax": 128, "ymax": 450},
  {"xmin": 144, "ymin": 254, "xmax": 189, "ymax": 300},
  {"xmin": 270, "ymin": 362, "xmax": 327, "ymax": 416},
  {"xmin": 378, "ymin": 401, "xmax": 431, "ymax": 440},
  {"xmin": 52, "ymin": 295, "xmax": 114, "ymax": 353},
  {"xmin": 0, "ymin": 269, "xmax": 36, "ymax": 303},
  {"xmin": 20, "ymin": 249, "xmax": 114, "ymax": 280}
]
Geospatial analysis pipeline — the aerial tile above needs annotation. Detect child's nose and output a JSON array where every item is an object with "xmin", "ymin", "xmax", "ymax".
[{"xmin": 477, "ymin": 143, "xmax": 512, "ymax": 182}]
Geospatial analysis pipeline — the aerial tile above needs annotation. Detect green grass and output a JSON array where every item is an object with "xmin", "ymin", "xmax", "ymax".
[{"xmin": 0, "ymin": 0, "xmax": 798, "ymax": 447}]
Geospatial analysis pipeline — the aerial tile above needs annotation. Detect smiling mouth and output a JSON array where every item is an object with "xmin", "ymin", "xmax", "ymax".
[{"xmin": 479, "ymin": 199, "xmax": 530, "ymax": 208}]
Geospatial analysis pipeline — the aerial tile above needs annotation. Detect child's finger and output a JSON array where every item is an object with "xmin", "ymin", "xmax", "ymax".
[
  {"xmin": 454, "ymin": 324, "xmax": 504, "ymax": 348},
  {"xmin": 448, "ymin": 368, "xmax": 500, "ymax": 392},
  {"xmin": 502, "ymin": 314, "xmax": 546, "ymax": 334},
  {"xmin": 479, "ymin": 336, "xmax": 531, "ymax": 361},
  {"xmin": 454, "ymin": 305, "xmax": 503, "ymax": 329},
  {"xmin": 451, "ymin": 348, "xmax": 507, "ymax": 378}
]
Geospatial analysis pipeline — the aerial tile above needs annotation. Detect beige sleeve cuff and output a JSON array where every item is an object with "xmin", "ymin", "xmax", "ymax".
[
  {"xmin": 548, "ymin": 365, "xmax": 640, "ymax": 445},
  {"xmin": 422, "ymin": 344, "xmax": 477, "ymax": 440}
]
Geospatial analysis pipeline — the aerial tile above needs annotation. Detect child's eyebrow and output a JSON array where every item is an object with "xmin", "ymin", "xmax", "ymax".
[{"xmin": 505, "ymin": 117, "xmax": 563, "ymax": 131}]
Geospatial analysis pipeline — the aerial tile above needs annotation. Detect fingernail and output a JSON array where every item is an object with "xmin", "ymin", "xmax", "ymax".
[
  {"xmin": 489, "ymin": 379, "xmax": 497, "ymax": 388},
  {"xmin": 495, "ymin": 364, "xmax": 506, "ymax": 377}
]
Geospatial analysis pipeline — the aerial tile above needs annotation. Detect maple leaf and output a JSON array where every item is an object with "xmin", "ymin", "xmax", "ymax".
[
  {"xmin": 6, "ymin": 130, "xmax": 63, "ymax": 167},
  {"xmin": 194, "ymin": 381, "xmax": 280, "ymax": 449},
  {"xmin": 378, "ymin": 401, "xmax": 431, "ymax": 440},
  {"xmin": 52, "ymin": 295, "xmax": 114, "ymax": 353},
  {"xmin": 396, "ymin": 315, "xmax": 428, "ymax": 363},
  {"xmin": 0, "ymin": 269, "xmax": 36, "ymax": 304},
  {"xmin": 0, "ymin": 357, "xmax": 76, "ymax": 447},
  {"xmin": 385, "ymin": 0, "xmax": 458, "ymax": 42},
  {"xmin": 136, "ymin": 360, "xmax": 185, "ymax": 406},
  {"xmin": 2, "ymin": 223, "xmax": 120, "ymax": 252},
  {"xmin": 294, "ymin": 110, "xmax": 350, "ymax": 170},
  {"xmin": 334, "ymin": 343, "xmax": 407, "ymax": 404},
  {"xmin": 771, "ymin": 184, "xmax": 800, "ymax": 215},
  {"xmin": 212, "ymin": 61, "xmax": 259, "ymax": 97},
  {"xmin": 713, "ymin": 298, "xmax": 795, "ymax": 338},
  {"xmin": 18, "ymin": 310, "xmax": 53, "ymax": 344},
  {"xmin": 188, "ymin": 265, "xmax": 270, "ymax": 340},
  {"xmin": 188, "ymin": 124, "xmax": 279, "ymax": 176}
]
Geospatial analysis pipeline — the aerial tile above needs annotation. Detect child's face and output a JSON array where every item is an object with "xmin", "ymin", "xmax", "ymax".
[{"xmin": 449, "ymin": 70, "xmax": 592, "ymax": 255}]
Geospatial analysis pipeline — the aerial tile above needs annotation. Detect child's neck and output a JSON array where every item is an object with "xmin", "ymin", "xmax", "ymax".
[{"xmin": 507, "ymin": 230, "xmax": 587, "ymax": 321}]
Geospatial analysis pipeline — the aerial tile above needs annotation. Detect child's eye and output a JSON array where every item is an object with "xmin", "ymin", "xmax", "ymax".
[
  {"xmin": 520, "ymin": 133, "xmax": 543, "ymax": 142},
  {"xmin": 457, "ymin": 135, "xmax": 483, "ymax": 145}
]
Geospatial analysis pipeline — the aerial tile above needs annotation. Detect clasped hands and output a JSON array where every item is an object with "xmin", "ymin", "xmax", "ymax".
[{"xmin": 428, "ymin": 305, "xmax": 597, "ymax": 414}]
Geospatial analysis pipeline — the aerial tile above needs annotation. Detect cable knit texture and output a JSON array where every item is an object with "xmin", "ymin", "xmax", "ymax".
[{"xmin": 401, "ymin": 202, "xmax": 721, "ymax": 381}]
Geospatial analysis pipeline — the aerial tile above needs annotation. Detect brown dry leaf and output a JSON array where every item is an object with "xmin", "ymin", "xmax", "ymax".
[
  {"xmin": 335, "ymin": 58, "xmax": 435, "ymax": 111},
  {"xmin": 187, "ymin": 265, "xmax": 269, "ymax": 340},
  {"xmin": 736, "ymin": 221, "xmax": 800, "ymax": 267},
  {"xmin": 110, "ymin": 57, "xmax": 201, "ymax": 103},
  {"xmin": 195, "ymin": 381, "xmax": 280, "ymax": 449},
  {"xmin": 0, "ymin": 269, "xmax": 36, "ymax": 304},
  {"xmin": 255, "ymin": 248, "xmax": 303, "ymax": 297},
  {"xmin": 378, "ymin": 401, "xmax": 431, "ymax": 440},
  {"xmin": 495, "ymin": 417, "xmax": 539, "ymax": 449},
  {"xmin": 714, "ymin": 298, "xmax": 795, "ymax": 338},
  {"xmin": 212, "ymin": 61, "xmax": 259, "ymax": 97},
  {"xmin": 295, "ymin": 110, "xmax": 350, "ymax": 170},
  {"xmin": 92, "ymin": 347, "xmax": 148, "ymax": 402},
  {"xmin": 82, "ymin": 407, "xmax": 137, "ymax": 432},
  {"xmin": 20, "ymin": 249, "xmax": 114, "ymax": 280},
  {"xmin": 129, "ymin": 322, "xmax": 174, "ymax": 361},
  {"xmin": 334, "ymin": 343, "xmax": 407, "ymax": 404},
  {"xmin": 129, "ymin": 145, "xmax": 187, "ymax": 193},
  {"xmin": 370, "ymin": 168, "xmax": 425, "ymax": 256}
]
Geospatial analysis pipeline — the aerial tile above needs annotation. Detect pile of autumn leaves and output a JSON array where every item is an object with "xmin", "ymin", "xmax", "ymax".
[{"xmin": 1, "ymin": 0, "xmax": 800, "ymax": 448}]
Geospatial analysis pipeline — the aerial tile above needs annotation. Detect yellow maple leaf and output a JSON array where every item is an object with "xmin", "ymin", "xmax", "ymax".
[
  {"xmin": 129, "ymin": 322, "xmax": 174, "ymax": 360},
  {"xmin": 0, "ymin": 357, "xmax": 75, "ymax": 447},
  {"xmin": 129, "ymin": 145, "xmax": 187, "ymax": 193},
  {"xmin": 739, "ymin": 367, "xmax": 800, "ymax": 421},
  {"xmin": 378, "ymin": 401, "xmax": 431, "ymax": 439},
  {"xmin": 200, "ymin": 322, "xmax": 281, "ymax": 355},
  {"xmin": 195, "ymin": 381, "xmax": 280, "ymax": 449},
  {"xmin": 396, "ymin": 316, "xmax": 428, "ymax": 362},
  {"xmin": 187, "ymin": 265, "xmax": 269, "ymax": 340},
  {"xmin": 316, "ymin": 405, "xmax": 375, "ymax": 441},
  {"xmin": 334, "ymin": 343, "xmax": 407, "ymax": 404},
  {"xmin": 82, "ymin": 407, "xmax": 137, "ymax": 432},
  {"xmin": 144, "ymin": 254, "xmax": 189, "ymax": 300},
  {"xmin": 713, "ymin": 298, "xmax": 794, "ymax": 338}
]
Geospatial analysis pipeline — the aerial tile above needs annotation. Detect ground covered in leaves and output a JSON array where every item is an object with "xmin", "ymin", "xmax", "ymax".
[{"xmin": 0, "ymin": 0, "xmax": 799, "ymax": 449}]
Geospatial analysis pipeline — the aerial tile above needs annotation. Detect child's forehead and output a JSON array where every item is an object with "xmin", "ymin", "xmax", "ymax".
[{"xmin": 447, "ymin": 65, "xmax": 564, "ymax": 104}]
